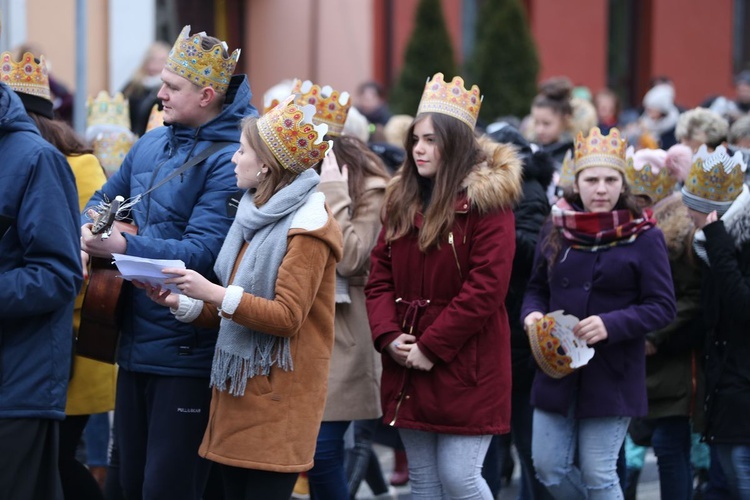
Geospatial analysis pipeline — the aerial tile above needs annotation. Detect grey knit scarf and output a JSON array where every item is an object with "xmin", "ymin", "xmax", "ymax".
[{"xmin": 212, "ymin": 168, "xmax": 320, "ymax": 396}]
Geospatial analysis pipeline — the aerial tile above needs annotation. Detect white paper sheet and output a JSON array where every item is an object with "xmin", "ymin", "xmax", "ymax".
[{"xmin": 111, "ymin": 253, "xmax": 185, "ymax": 294}]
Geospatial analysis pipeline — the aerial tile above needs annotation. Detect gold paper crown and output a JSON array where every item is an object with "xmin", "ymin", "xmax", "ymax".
[
  {"xmin": 92, "ymin": 131, "xmax": 135, "ymax": 175},
  {"xmin": 557, "ymin": 149, "xmax": 576, "ymax": 189},
  {"xmin": 0, "ymin": 51, "xmax": 50, "ymax": 101},
  {"xmin": 145, "ymin": 104, "xmax": 165, "ymax": 133},
  {"xmin": 529, "ymin": 315, "xmax": 575, "ymax": 379},
  {"xmin": 682, "ymin": 145, "xmax": 746, "ymax": 205},
  {"xmin": 263, "ymin": 98, "xmax": 280, "ymax": 116},
  {"xmin": 625, "ymin": 147, "xmax": 678, "ymax": 205},
  {"xmin": 291, "ymin": 79, "xmax": 352, "ymax": 136},
  {"xmin": 574, "ymin": 127, "xmax": 627, "ymax": 174},
  {"xmin": 86, "ymin": 91, "xmax": 130, "ymax": 129},
  {"xmin": 257, "ymin": 95, "xmax": 332, "ymax": 174},
  {"xmin": 417, "ymin": 72, "xmax": 481, "ymax": 130},
  {"xmin": 165, "ymin": 25, "xmax": 240, "ymax": 94}
]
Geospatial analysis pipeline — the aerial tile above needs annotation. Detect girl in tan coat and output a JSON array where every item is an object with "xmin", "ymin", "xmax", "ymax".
[{"xmin": 143, "ymin": 96, "xmax": 343, "ymax": 499}]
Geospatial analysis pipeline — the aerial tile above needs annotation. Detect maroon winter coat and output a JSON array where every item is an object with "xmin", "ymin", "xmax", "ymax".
[{"xmin": 365, "ymin": 140, "xmax": 522, "ymax": 435}]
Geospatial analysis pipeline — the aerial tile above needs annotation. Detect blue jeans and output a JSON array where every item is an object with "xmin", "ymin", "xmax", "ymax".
[
  {"xmin": 399, "ymin": 428, "xmax": 493, "ymax": 500},
  {"xmin": 84, "ymin": 412, "xmax": 111, "ymax": 467},
  {"xmin": 714, "ymin": 444, "xmax": 750, "ymax": 499},
  {"xmin": 651, "ymin": 416, "xmax": 692, "ymax": 499},
  {"xmin": 532, "ymin": 407, "xmax": 630, "ymax": 499},
  {"xmin": 309, "ymin": 421, "xmax": 351, "ymax": 500}
]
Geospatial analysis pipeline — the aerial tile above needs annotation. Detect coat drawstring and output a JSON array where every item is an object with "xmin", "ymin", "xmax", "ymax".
[{"xmin": 395, "ymin": 297, "xmax": 430, "ymax": 335}]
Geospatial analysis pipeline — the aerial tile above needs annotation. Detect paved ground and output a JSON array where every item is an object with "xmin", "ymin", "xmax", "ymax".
[{"xmin": 354, "ymin": 445, "xmax": 662, "ymax": 499}]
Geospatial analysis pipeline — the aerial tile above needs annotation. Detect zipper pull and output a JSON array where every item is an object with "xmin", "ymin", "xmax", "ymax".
[{"xmin": 448, "ymin": 232, "xmax": 454, "ymax": 245}]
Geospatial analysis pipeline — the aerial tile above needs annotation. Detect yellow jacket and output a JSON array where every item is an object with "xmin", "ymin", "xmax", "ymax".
[{"xmin": 65, "ymin": 154, "xmax": 117, "ymax": 415}]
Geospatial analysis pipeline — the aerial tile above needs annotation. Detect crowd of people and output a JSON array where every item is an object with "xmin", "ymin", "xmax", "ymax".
[{"xmin": 3, "ymin": 15, "xmax": 750, "ymax": 500}]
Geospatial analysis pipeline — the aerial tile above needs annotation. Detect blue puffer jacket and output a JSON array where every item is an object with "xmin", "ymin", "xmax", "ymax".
[
  {"xmin": 83, "ymin": 75, "xmax": 257, "ymax": 377},
  {"xmin": 0, "ymin": 83, "xmax": 83, "ymax": 420}
]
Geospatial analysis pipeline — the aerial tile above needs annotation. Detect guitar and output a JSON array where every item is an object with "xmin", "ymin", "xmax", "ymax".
[{"xmin": 77, "ymin": 196, "xmax": 137, "ymax": 364}]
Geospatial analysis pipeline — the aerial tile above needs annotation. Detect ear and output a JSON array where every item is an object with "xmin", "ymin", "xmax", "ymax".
[
  {"xmin": 199, "ymin": 86, "xmax": 217, "ymax": 108},
  {"xmin": 260, "ymin": 164, "xmax": 269, "ymax": 174}
]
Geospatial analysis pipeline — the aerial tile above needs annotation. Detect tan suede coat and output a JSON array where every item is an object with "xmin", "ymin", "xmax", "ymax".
[
  {"xmin": 195, "ymin": 200, "xmax": 343, "ymax": 473},
  {"xmin": 318, "ymin": 175, "xmax": 387, "ymax": 421}
]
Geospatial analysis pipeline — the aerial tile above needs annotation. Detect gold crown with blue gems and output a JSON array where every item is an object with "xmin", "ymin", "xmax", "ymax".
[
  {"xmin": 681, "ymin": 145, "xmax": 746, "ymax": 212},
  {"xmin": 165, "ymin": 25, "xmax": 240, "ymax": 94},
  {"xmin": 291, "ymin": 79, "xmax": 351, "ymax": 137},
  {"xmin": 257, "ymin": 95, "xmax": 332, "ymax": 174},
  {"xmin": 0, "ymin": 51, "xmax": 50, "ymax": 101},
  {"xmin": 417, "ymin": 72, "xmax": 482, "ymax": 130},
  {"xmin": 86, "ymin": 91, "xmax": 130, "ymax": 129}
]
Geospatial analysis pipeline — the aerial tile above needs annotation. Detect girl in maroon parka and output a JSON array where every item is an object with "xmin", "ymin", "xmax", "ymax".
[{"xmin": 365, "ymin": 73, "xmax": 522, "ymax": 499}]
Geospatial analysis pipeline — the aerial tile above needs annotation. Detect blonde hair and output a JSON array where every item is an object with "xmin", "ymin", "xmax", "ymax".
[
  {"xmin": 383, "ymin": 114, "xmax": 414, "ymax": 148},
  {"xmin": 675, "ymin": 108, "xmax": 728, "ymax": 148}
]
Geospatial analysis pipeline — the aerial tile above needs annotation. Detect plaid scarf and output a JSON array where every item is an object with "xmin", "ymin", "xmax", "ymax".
[{"xmin": 552, "ymin": 199, "xmax": 655, "ymax": 252}]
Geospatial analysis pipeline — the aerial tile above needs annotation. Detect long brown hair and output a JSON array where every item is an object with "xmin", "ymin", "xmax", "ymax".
[
  {"xmin": 29, "ymin": 112, "xmax": 93, "ymax": 156},
  {"xmin": 542, "ymin": 171, "xmax": 643, "ymax": 267},
  {"xmin": 241, "ymin": 116, "xmax": 304, "ymax": 207},
  {"xmin": 330, "ymin": 135, "xmax": 391, "ymax": 216},
  {"xmin": 383, "ymin": 113, "xmax": 484, "ymax": 251}
]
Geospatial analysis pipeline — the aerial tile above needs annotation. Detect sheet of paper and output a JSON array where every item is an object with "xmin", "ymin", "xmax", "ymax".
[
  {"xmin": 547, "ymin": 310, "xmax": 595, "ymax": 368},
  {"xmin": 111, "ymin": 253, "xmax": 185, "ymax": 294}
]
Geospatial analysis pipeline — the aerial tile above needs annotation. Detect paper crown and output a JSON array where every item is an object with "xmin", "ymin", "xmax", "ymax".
[
  {"xmin": 86, "ymin": 91, "xmax": 130, "ymax": 129},
  {"xmin": 529, "ymin": 311, "xmax": 594, "ymax": 379},
  {"xmin": 417, "ymin": 72, "xmax": 481, "ymax": 130},
  {"xmin": 0, "ymin": 51, "xmax": 51, "ymax": 101},
  {"xmin": 263, "ymin": 97, "xmax": 281, "ymax": 116},
  {"xmin": 557, "ymin": 149, "xmax": 576, "ymax": 190},
  {"xmin": 257, "ymin": 95, "xmax": 332, "ymax": 174},
  {"xmin": 574, "ymin": 127, "xmax": 627, "ymax": 174},
  {"xmin": 681, "ymin": 145, "xmax": 747, "ymax": 213},
  {"xmin": 145, "ymin": 104, "xmax": 165, "ymax": 133},
  {"xmin": 165, "ymin": 25, "xmax": 240, "ymax": 94},
  {"xmin": 291, "ymin": 79, "xmax": 351, "ymax": 136},
  {"xmin": 91, "ymin": 131, "xmax": 135, "ymax": 175}
]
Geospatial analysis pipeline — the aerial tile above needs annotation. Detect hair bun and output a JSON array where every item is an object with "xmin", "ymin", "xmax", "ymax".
[{"xmin": 538, "ymin": 77, "xmax": 573, "ymax": 102}]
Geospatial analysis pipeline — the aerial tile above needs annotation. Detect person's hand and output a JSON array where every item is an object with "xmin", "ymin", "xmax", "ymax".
[
  {"xmin": 645, "ymin": 339, "xmax": 658, "ymax": 356},
  {"xmin": 319, "ymin": 148, "xmax": 348, "ymax": 184},
  {"xmin": 133, "ymin": 281, "xmax": 179, "ymax": 309},
  {"xmin": 80, "ymin": 222, "xmax": 127, "ymax": 258},
  {"xmin": 161, "ymin": 268, "xmax": 225, "ymax": 306},
  {"xmin": 80, "ymin": 250, "xmax": 90, "ymax": 280},
  {"xmin": 523, "ymin": 311, "xmax": 544, "ymax": 333},
  {"xmin": 573, "ymin": 315, "xmax": 608, "ymax": 345},
  {"xmin": 386, "ymin": 333, "xmax": 416, "ymax": 366},
  {"xmin": 706, "ymin": 210, "xmax": 718, "ymax": 225},
  {"xmin": 405, "ymin": 344, "xmax": 434, "ymax": 371}
]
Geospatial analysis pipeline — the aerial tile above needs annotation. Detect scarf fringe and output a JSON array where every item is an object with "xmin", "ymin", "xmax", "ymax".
[{"xmin": 210, "ymin": 339, "xmax": 294, "ymax": 396}]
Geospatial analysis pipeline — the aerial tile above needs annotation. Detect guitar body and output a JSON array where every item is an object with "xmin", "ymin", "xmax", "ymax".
[{"xmin": 77, "ymin": 213, "xmax": 137, "ymax": 364}]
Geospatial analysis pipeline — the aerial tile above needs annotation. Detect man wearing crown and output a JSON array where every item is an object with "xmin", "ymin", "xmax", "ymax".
[
  {"xmin": 0, "ymin": 15, "xmax": 84, "ymax": 500},
  {"xmin": 682, "ymin": 145, "xmax": 750, "ymax": 497},
  {"xmin": 79, "ymin": 26, "xmax": 257, "ymax": 499}
]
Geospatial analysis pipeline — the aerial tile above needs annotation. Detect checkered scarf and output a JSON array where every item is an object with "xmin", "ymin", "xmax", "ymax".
[{"xmin": 552, "ymin": 199, "xmax": 655, "ymax": 252}]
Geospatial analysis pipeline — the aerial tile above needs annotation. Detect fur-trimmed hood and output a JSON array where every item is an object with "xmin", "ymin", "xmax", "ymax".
[
  {"xmin": 461, "ymin": 136, "xmax": 523, "ymax": 214},
  {"xmin": 723, "ymin": 184, "xmax": 750, "ymax": 249},
  {"xmin": 653, "ymin": 192, "xmax": 696, "ymax": 261}
]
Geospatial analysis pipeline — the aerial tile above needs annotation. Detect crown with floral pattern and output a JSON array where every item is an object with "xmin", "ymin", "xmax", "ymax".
[
  {"xmin": 529, "ymin": 315, "xmax": 575, "ymax": 379},
  {"xmin": 165, "ymin": 25, "xmax": 240, "ymax": 94},
  {"xmin": 291, "ymin": 79, "xmax": 351, "ymax": 136},
  {"xmin": 257, "ymin": 95, "xmax": 332, "ymax": 174},
  {"xmin": 0, "ymin": 51, "xmax": 50, "ymax": 101},
  {"xmin": 681, "ymin": 145, "xmax": 747, "ymax": 213},
  {"xmin": 625, "ymin": 146, "xmax": 679, "ymax": 205},
  {"xmin": 417, "ymin": 72, "xmax": 481, "ymax": 130},
  {"xmin": 574, "ymin": 127, "xmax": 627, "ymax": 174},
  {"xmin": 557, "ymin": 149, "xmax": 576, "ymax": 190},
  {"xmin": 145, "ymin": 104, "xmax": 165, "ymax": 133},
  {"xmin": 91, "ymin": 131, "xmax": 135, "ymax": 175},
  {"xmin": 86, "ymin": 91, "xmax": 130, "ymax": 129}
]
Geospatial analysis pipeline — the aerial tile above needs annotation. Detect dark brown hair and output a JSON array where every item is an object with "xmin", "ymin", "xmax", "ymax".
[
  {"xmin": 532, "ymin": 77, "xmax": 573, "ymax": 118},
  {"xmin": 542, "ymin": 171, "xmax": 643, "ymax": 267},
  {"xmin": 383, "ymin": 112, "xmax": 484, "ymax": 251},
  {"xmin": 330, "ymin": 135, "xmax": 391, "ymax": 216},
  {"xmin": 29, "ymin": 113, "xmax": 93, "ymax": 156},
  {"xmin": 241, "ymin": 116, "xmax": 304, "ymax": 207}
]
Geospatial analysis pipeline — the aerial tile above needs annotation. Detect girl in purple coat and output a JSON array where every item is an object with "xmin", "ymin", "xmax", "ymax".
[
  {"xmin": 366, "ymin": 73, "xmax": 522, "ymax": 499},
  {"xmin": 522, "ymin": 127, "xmax": 676, "ymax": 499}
]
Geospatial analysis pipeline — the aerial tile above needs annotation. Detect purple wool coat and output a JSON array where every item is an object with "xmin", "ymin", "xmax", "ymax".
[{"xmin": 521, "ymin": 223, "xmax": 676, "ymax": 418}]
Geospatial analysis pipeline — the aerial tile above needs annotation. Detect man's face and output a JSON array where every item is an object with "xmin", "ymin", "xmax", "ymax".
[{"xmin": 157, "ymin": 69, "xmax": 204, "ymax": 128}]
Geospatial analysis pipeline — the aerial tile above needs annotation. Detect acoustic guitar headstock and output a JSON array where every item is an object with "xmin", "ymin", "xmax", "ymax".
[{"xmin": 91, "ymin": 195, "xmax": 125, "ymax": 237}]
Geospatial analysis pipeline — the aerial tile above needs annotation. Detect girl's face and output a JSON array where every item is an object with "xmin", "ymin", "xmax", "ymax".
[
  {"xmin": 232, "ymin": 134, "xmax": 266, "ymax": 189},
  {"xmin": 595, "ymin": 94, "xmax": 617, "ymax": 122},
  {"xmin": 531, "ymin": 106, "xmax": 566, "ymax": 145},
  {"xmin": 574, "ymin": 166, "xmax": 625, "ymax": 213},
  {"xmin": 412, "ymin": 116, "xmax": 441, "ymax": 179}
]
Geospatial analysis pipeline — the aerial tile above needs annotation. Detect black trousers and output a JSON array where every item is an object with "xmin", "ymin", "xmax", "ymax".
[
  {"xmin": 0, "ymin": 418, "xmax": 63, "ymax": 500},
  {"xmin": 219, "ymin": 463, "xmax": 298, "ymax": 500}
]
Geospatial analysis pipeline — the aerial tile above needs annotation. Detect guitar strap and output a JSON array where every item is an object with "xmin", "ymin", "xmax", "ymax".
[{"xmin": 139, "ymin": 141, "xmax": 235, "ymax": 198}]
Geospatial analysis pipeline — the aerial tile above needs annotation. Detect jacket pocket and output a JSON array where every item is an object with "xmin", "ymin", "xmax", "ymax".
[
  {"xmin": 246, "ymin": 374, "xmax": 273, "ymax": 396},
  {"xmin": 450, "ymin": 335, "xmax": 479, "ymax": 387}
]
